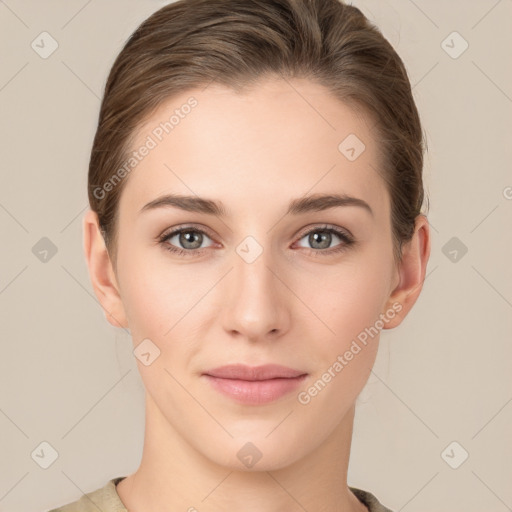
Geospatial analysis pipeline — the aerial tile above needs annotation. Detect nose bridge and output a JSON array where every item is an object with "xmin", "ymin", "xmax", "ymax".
[
  {"xmin": 235, "ymin": 238, "xmax": 273, "ymax": 295},
  {"xmin": 224, "ymin": 235, "xmax": 285, "ymax": 338}
]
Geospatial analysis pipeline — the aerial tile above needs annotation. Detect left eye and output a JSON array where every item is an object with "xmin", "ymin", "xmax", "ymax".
[{"xmin": 295, "ymin": 226, "xmax": 352, "ymax": 251}]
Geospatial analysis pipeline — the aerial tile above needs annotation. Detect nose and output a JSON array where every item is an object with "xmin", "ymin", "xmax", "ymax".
[{"xmin": 221, "ymin": 243, "xmax": 290, "ymax": 342}]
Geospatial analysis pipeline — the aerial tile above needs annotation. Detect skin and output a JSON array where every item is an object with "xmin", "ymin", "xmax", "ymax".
[{"xmin": 83, "ymin": 77, "xmax": 430, "ymax": 512}]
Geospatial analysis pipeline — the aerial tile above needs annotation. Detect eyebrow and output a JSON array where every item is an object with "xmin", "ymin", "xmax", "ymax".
[{"xmin": 139, "ymin": 192, "xmax": 374, "ymax": 218}]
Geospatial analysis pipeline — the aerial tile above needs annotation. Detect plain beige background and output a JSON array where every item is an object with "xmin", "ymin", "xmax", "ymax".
[{"xmin": 1, "ymin": 1, "xmax": 511, "ymax": 511}]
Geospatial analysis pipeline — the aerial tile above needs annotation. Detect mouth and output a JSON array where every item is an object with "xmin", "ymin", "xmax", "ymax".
[
  {"xmin": 203, "ymin": 363, "xmax": 307, "ymax": 380},
  {"xmin": 202, "ymin": 364, "xmax": 308, "ymax": 405}
]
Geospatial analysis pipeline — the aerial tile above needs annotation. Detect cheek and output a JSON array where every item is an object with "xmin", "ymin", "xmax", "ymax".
[
  {"xmin": 292, "ymin": 256, "xmax": 390, "ymax": 401},
  {"xmin": 294, "ymin": 266, "xmax": 387, "ymax": 412},
  {"xmin": 302, "ymin": 259, "xmax": 389, "ymax": 342},
  {"xmin": 116, "ymin": 236, "xmax": 202, "ymax": 331},
  {"xmin": 116, "ymin": 254, "xmax": 184, "ymax": 340}
]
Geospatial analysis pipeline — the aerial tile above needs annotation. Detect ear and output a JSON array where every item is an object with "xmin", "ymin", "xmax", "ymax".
[
  {"xmin": 82, "ymin": 209, "xmax": 129, "ymax": 329},
  {"xmin": 381, "ymin": 214, "xmax": 431, "ymax": 329}
]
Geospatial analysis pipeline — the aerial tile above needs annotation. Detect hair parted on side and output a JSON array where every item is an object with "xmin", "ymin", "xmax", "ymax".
[{"xmin": 88, "ymin": 0, "xmax": 428, "ymax": 270}]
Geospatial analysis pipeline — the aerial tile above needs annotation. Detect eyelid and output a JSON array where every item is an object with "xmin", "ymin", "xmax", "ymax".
[
  {"xmin": 159, "ymin": 223, "xmax": 352, "ymax": 242},
  {"xmin": 295, "ymin": 223, "xmax": 353, "ymax": 241},
  {"xmin": 158, "ymin": 223, "xmax": 216, "ymax": 241}
]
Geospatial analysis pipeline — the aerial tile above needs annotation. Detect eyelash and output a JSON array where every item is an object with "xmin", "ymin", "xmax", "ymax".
[{"xmin": 157, "ymin": 224, "xmax": 355, "ymax": 258}]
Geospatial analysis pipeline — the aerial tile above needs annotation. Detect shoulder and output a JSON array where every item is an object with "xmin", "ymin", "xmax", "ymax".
[
  {"xmin": 349, "ymin": 486, "xmax": 395, "ymax": 512},
  {"xmin": 45, "ymin": 479, "xmax": 391, "ymax": 512},
  {"xmin": 45, "ymin": 477, "xmax": 127, "ymax": 512}
]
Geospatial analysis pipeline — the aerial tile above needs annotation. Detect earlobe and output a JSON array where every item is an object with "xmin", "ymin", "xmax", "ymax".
[
  {"xmin": 382, "ymin": 214, "xmax": 431, "ymax": 330},
  {"xmin": 82, "ymin": 209, "xmax": 129, "ymax": 329}
]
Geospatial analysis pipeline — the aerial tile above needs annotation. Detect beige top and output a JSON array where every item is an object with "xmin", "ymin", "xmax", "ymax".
[{"xmin": 47, "ymin": 476, "xmax": 394, "ymax": 512}]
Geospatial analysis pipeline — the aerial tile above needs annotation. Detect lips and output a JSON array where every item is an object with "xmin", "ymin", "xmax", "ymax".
[
  {"xmin": 202, "ymin": 364, "xmax": 308, "ymax": 405},
  {"xmin": 203, "ymin": 364, "xmax": 307, "ymax": 381}
]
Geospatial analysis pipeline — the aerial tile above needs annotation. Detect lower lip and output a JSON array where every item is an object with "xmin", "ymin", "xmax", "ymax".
[{"xmin": 203, "ymin": 374, "xmax": 308, "ymax": 405}]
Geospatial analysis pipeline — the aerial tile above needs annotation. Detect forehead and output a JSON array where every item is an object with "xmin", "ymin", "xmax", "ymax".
[{"xmin": 120, "ymin": 77, "xmax": 388, "ymax": 220}]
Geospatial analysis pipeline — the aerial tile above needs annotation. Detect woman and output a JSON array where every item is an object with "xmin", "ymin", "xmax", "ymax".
[{"xmin": 49, "ymin": 0, "xmax": 430, "ymax": 510}]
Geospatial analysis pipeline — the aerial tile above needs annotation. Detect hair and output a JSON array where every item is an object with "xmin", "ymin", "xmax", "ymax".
[{"xmin": 88, "ymin": 0, "xmax": 428, "ymax": 271}]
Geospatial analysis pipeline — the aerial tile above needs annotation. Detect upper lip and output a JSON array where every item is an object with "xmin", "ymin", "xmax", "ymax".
[{"xmin": 204, "ymin": 364, "xmax": 307, "ymax": 381}]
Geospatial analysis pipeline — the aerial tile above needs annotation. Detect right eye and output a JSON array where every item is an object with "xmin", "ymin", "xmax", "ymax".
[{"xmin": 158, "ymin": 226, "xmax": 216, "ymax": 257}]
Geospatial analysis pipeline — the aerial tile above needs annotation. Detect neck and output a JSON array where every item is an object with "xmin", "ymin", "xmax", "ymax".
[{"xmin": 116, "ymin": 392, "xmax": 367, "ymax": 512}]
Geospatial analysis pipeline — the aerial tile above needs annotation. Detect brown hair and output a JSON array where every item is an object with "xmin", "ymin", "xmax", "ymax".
[{"xmin": 88, "ymin": 0, "xmax": 428, "ymax": 270}]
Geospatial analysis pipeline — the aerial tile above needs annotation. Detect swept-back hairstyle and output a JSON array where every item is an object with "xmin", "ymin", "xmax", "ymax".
[{"xmin": 88, "ymin": 0, "xmax": 428, "ymax": 268}]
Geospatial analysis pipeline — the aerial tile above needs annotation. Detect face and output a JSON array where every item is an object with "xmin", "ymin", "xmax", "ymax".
[{"xmin": 105, "ymin": 77, "xmax": 403, "ymax": 470}]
